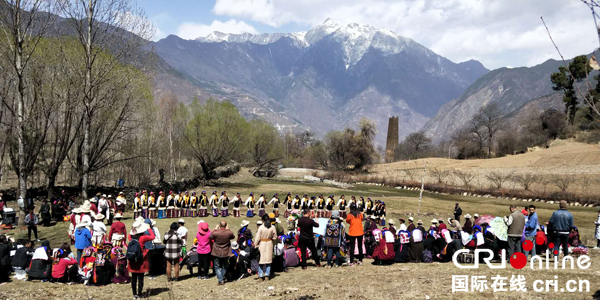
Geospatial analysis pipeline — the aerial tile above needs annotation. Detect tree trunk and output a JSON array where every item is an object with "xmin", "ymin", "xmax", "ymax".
[
  {"xmin": 81, "ymin": 0, "xmax": 93, "ymax": 200},
  {"xmin": 47, "ymin": 170, "xmax": 58, "ymax": 201}
]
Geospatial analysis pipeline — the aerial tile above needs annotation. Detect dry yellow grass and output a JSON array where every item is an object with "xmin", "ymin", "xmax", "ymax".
[
  {"xmin": 369, "ymin": 140, "xmax": 600, "ymax": 194},
  {"xmin": 0, "ymin": 176, "xmax": 599, "ymax": 300}
]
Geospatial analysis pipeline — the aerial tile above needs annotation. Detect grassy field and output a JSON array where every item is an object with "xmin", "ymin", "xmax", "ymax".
[{"xmin": 0, "ymin": 172, "xmax": 599, "ymax": 300}]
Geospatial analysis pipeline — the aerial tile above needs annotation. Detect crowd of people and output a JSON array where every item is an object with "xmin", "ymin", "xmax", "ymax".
[{"xmin": 0, "ymin": 191, "xmax": 598, "ymax": 299}]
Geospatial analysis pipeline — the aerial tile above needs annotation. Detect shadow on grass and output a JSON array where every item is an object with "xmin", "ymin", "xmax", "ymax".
[{"xmin": 146, "ymin": 287, "xmax": 171, "ymax": 297}]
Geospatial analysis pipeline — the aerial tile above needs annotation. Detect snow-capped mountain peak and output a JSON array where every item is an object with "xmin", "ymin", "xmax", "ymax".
[{"xmin": 195, "ymin": 18, "xmax": 428, "ymax": 66}]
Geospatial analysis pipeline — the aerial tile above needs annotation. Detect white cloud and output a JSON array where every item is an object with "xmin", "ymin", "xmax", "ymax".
[
  {"xmin": 175, "ymin": 19, "xmax": 259, "ymax": 40},
  {"xmin": 212, "ymin": 0, "xmax": 598, "ymax": 69}
]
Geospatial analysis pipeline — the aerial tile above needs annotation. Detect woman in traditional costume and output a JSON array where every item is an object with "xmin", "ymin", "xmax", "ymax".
[
  {"xmin": 166, "ymin": 191, "xmax": 175, "ymax": 218},
  {"xmin": 232, "ymin": 193, "xmax": 242, "ymax": 217},
  {"xmin": 220, "ymin": 191, "xmax": 229, "ymax": 217},
  {"xmin": 267, "ymin": 194, "xmax": 279, "ymax": 217},
  {"xmin": 316, "ymin": 195, "xmax": 325, "ymax": 218},
  {"xmin": 190, "ymin": 192, "xmax": 198, "ymax": 217},
  {"xmin": 325, "ymin": 195, "xmax": 334, "ymax": 218},
  {"xmin": 157, "ymin": 191, "xmax": 166, "ymax": 219},
  {"xmin": 337, "ymin": 195, "xmax": 347, "ymax": 219},
  {"xmin": 209, "ymin": 191, "xmax": 219, "ymax": 217},
  {"xmin": 199, "ymin": 191, "xmax": 208, "ymax": 217},
  {"xmin": 245, "ymin": 193, "xmax": 255, "ymax": 217},
  {"xmin": 283, "ymin": 193, "xmax": 292, "ymax": 218},
  {"xmin": 140, "ymin": 190, "xmax": 149, "ymax": 219},
  {"xmin": 257, "ymin": 193, "xmax": 266, "ymax": 218}
]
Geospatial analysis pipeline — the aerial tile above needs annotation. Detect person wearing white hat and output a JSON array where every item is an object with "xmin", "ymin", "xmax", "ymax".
[
  {"xmin": 237, "ymin": 220, "xmax": 252, "ymax": 248},
  {"xmin": 91, "ymin": 214, "xmax": 107, "ymax": 247},
  {"xmin": 116, "ymin": 192, "xmax": 126, "ymax": 214},
  {"xmin": 388, "ymin": 219, "xmax": 397, "ymax": 235},
  {"xmin": 407, "ymin": 217, "xmax": 415, "ymax": 233},
  {"xmin": 128, "ymin": 219, "xmax": 155, "ymax": 298},
  {"xmin": 68, "ymin": 207, "xmax": 81, "ymax": 244},
  {"xmin": 463, "ymin": 214, "xmax": 473, "ymax": 233},
  {"xmin": 177, "ymin": 219, "xmax": 189, "ymax": 248},
  {"xmin": 74, "ymin": 219, "xmax": 92, "ymax": 262}
]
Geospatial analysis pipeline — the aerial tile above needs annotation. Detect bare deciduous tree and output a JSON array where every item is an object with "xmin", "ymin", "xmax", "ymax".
[
  {"xmin": 0, "ymin": 0, "xmax": 56, "ymax": 205},
  {"xmin": 485, "ymin": 170, "xmax": 513, "ymax": 189},
  {"xmin": 550, "ymin": 175, "xmax": 577, "ymax": 192},
  {"xmin": 59, "ymin": 0, "xmax": 154, "ymax": 198},
  {"xmin": 454, "ymin": 170, "xmax": 476, "ymax": 190},
  {"xmin": 429, "ymin": 168, "xmax": 450, "ymax": 184},
  {"xmin": 512, "ymin": 173, "xmax": 540, "ymax": 191},
  {"xmin": 403, "ymin": 169, "xmax": 418, "ymax": 182}
]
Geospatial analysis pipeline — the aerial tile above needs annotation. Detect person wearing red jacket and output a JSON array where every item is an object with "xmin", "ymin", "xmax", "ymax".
[
  {"xmin": 128, "ymin": 219, "xmax": 155, "ymax": 298},
  {"xmin": 437, "ymin": 219, "xmax": 448, "ymax": 232},
  {"xmin": 109, "ymin": 213, "xmax": 127, "ymax": 247}
]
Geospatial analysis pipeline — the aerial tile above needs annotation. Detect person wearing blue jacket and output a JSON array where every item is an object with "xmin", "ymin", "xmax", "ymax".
[
  {"xmin": 74, "ymin": 220, "xmax": 92, "ymax": 263},
  {"xmin": 549, "ymin": 200, "xmax": 574, "ymax": 260},
  {"xmin": 524, "ymin": 205, "xmax": 538, "ymax": 258}
]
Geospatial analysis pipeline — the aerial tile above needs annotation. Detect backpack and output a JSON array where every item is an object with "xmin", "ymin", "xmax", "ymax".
[{"xmin": 126, "ymin": 239, "xmax": 143, "ymax": 263}]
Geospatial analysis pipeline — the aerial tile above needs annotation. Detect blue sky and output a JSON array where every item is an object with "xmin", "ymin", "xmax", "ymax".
[
  {"xmin": 141, "ymin": 0, "xmax": 598, "ymax": 70},
  {"xmin": 144, "ymin": 0, "xmax": 309, "ymax": 40}
]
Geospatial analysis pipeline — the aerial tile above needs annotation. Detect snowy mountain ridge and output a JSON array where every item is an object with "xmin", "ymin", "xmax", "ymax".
[{"xmin": 195, "ymin": 18, "xmax": 430, "ymax": 67}]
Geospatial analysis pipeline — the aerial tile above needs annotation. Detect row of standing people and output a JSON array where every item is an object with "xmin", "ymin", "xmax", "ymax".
[{"xmin": 130, "ymin": 191, "xmax": 387, "ymax": 221}]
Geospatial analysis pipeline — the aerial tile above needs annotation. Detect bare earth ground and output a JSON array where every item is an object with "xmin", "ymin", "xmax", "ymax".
[
  {"xmin": 369, "ymin": 140, "xmax": 600, "ymax": 194},
  {"xmin": 0, "ymin": 173, "xmax": 599, "ymax": 300}
]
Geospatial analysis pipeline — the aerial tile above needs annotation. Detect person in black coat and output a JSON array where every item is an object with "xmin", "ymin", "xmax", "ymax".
[
  {"xmin": 40, "ymin": 200, "xmax": 52, "ymax": 227},
  {"xmin": 12, "ymin": 240, "xmax": 34, "ymax": 271},
  {"xmin": 28, "ymin": 241, "xmax": 52, "ymax": 281},
  {"xmin": 0, "ymin": 235, "xmax": 12, "ymax": 283}
]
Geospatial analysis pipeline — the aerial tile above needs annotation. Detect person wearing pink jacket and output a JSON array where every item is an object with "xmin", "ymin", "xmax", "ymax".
[{"xmin": 196, "ymin": 221, "xmax": 212, "ymax": 280}]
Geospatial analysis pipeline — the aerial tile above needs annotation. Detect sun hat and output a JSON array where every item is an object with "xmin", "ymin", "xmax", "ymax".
[
  {"xmin": 417, "ymin": 219, "xmax": 423, "ymax": 224},
  {"xmin": 275, "ymin": 218, "xmax": 281, "ymax": 223},
  {"xmin": 241, "ymin": 220, "xmax": 250, "ymax": 227},
  {"xmin": 90, "ymin": 198, "xmax": 97, "ymax": 203},
  {"xmin": 431, "ymin": 219, "xmax": 438, "ymax": 224},
  {"xmin": 198, "ymin": 222, "xmax": 209, "ymax": 234},
  {"xmin": 130, "ymin": 220, "xmax": 150, "ymax": 236},
  {"xmin": 268, "ymin": 213, "xmax": 275, "ymax": 219},
  {"xmin": 331, "ymin": 210, "xmax": 340, "ymax": 219},
  {"xmin": 114, "ymin": 213, "xmax": 123, "ymax": 219},
  {"xmin": 108, "ymin": 195, "xmax": 113, "ymax": 198},
  {"xmin": 438, "ymin": 218, "xmax": 444, "ymax": 223},
  {"xmin": 79, "ymin": 203, "xmax": 91, "ymax": 213},
  {"xmin": 257, "ymin": 220, "xmax": 263, "ymax": 225},
  {"xmin": 119, "ymin": 192, "xmax": 124, "ymax": 195},
  {"xmin": 474, "ymin": 214, "xmax": 479, "ymax": 218},
  {"xmin": 370, "ymin": 215, "xmax": 377, "ymax": 220},
  {"xmin": 465, "ymin": 214, "xmax": 472, "ymax": 219},
  {"xmin": 94, "ymin": 214, "xmax": 105, "ymax": 220},
  {"xmin": 102, "ymin": 194, "xmax": 107, "ymax": 198},
  {"xmin": 408, "ymin": 217, "xmax": 414, "ymax": 222},
  {"xmin": 178, "ymin": 219, "xmax": 185, "ymax": 224},
  {"xmin": 231, "ymin": 241, "xmax": 239, "ymax": 250},
  {"xmin": 77, "ymin": 219, "xmax": 91, "ymax": 228},
  {"xmin": 388, "ymin": 219, "xmax": 395, "ymax": 225},
  {"xmin": 197, "ymin": 220, "xmax": 205, "ymax": 224}
]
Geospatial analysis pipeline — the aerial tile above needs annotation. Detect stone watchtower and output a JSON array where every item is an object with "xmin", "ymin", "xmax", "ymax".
[{"xmin": 385, "ymin": 116, "xmax": 398, "ymax": 162}]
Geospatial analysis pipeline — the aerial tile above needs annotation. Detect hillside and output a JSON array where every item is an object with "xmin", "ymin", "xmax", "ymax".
[
  {"xmin": 422, "ymin": 59, "xmax": 565, "ymax": 143},
  {"xmin": 369, "ymin": 139, "xmax": 600, "ymax": 193}
]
